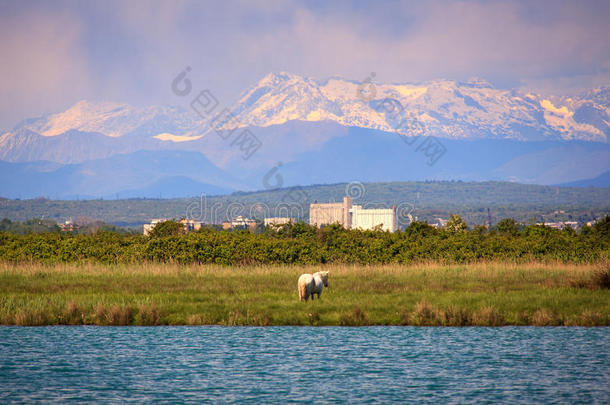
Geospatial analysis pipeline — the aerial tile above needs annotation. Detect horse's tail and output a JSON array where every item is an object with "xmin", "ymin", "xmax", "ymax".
[{"xmin": 298, "ymin": 279, "xmax": 307, "ymax": 301}]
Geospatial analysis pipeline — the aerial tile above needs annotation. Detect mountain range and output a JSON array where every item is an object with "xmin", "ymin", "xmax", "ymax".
[{"xmin": 1, "ymin": 72, "xmax": 609, "ymax": 199}]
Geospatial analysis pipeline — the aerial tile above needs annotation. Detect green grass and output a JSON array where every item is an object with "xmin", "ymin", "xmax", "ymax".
[{"xmin": 0, "ymin": 262, "xmax": 608, "ymax": 326}]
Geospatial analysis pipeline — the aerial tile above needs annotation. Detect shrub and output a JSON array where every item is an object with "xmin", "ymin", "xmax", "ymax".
[
  {"xmin": 187, "ymin": 314, "xmax": 204, "ymax": 325},
  {"xmin": 14, "ymin": 308, "xmax": 48, "ymax": 326},
  {"xmin": 339, "ymin": 306, "xmax": 369, "ymax": 326},
  {"xmin": 592, "ymin": 265, "xmax": 610, "ymax": 289},
  {"xmin": 138, "ymin": 303, "xmax": 162, "ymax": 326},
  {"xmin": 472, "ymin": 306, "xmax": 505, "ymax": 326},
  {"xmin": 148, "ymin": 220, "xmax": 184, "ymax": 238},
  {"xmin": 64, "ymin": 301, "xmax": 83, "ymax": 325},
  {"xmin": 578, "ymin": 311, "xmax": 607, "ymax": 326},
  {"xmin": 439, "ymin": 306, "xmax": 471, "ymax": 326},
  {"xmin": 496, "ymin": 218, "xmax": 520, "ymax": 237},
  {"xmin": 411, "ymin": 300, "xmax": 437, "ymax": 326},
  {"xmin": 531, "ymin": 309, "xmax": 562, "ymax": 326},
  {"xmin": 95, "ymin": 304, "xmax": 132, "ymax": 325},
  {"xmin": 225, "ymin": 309, "xmax": 271, "ymax": 326},
  {"xmin": 593, "ymin": 215, "xmax": 610, "ymax": 238},
  {"xmin": 446, "ymin": 214, "xmax": 468, "ymax": 234},
  {"xmin": 0, "ymin": 215, "xmax": 607, "ymax": 265},
  {"xmin": 307, "ymin": 311, "xmax": 321, "ymax": 326}
]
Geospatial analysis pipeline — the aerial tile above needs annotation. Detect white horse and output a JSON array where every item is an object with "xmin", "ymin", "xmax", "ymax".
[
  {"xmin": 311, "ymin": 271, "xmax": 329, "ymax": 300},
  {"xmin": 298, "ymin": 271, "xmax": 329, "ymax": 301},
  {"xmin": 298, "ymin": 273, "xmax": 315, "ymax": 301}
]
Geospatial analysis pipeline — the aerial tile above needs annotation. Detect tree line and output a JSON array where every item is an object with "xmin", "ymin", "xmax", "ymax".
[{"xmin": 0, "ymin": 215, "xmax": 608, "ymax": 265}]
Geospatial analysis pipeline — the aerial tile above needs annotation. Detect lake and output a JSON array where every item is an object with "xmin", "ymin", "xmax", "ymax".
[{"xmin": 1, "ymin": 327, "xmax": 608, "ymax": 403}]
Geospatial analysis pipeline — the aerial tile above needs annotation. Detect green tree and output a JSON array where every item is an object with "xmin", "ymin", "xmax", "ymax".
[
  {"xmin": 405, "ymin": 221, "xmax": 436, "ymax": 238},
  {"xmin": 593, "ymin": 215, "xmax": 610, "ymax": 238},
  {"xmin": 148, "ymin": 220, "xmax": 184, "ymax": 238},
  {"xmin": 446, "ymin": 214, "xmax": 468, "ymax": 234},
  {"xmin": 496, "ymin": 218, "xmax": 520, "ymax": 237}
]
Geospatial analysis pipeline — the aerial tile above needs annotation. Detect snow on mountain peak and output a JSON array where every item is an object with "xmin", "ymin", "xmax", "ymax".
[
  {"xmin": 3, "ymin": 73, "xmax": 608, "ymax": 145},
  {"xmin": 22, "ymin": 100, "xmax": 130, "ymax": 137},
  {"xmin": 228, "ymin": 73, "xmax": 608, "ymax": 142},
  {"xmin": 12, "ymin": 100, "xmax": 202, "ymax": 139}
]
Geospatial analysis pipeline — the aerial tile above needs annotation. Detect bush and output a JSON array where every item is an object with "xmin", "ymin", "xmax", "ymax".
[
  {"xmin": 0, "ymin": 216, "xmax": 607, "ymax": 265},
  {"xmin": 592, "ymin": 265, "xmax": 610, "ymax": 289},
  {"xmin": 64, "ymin": 301, "xmax": 83, "ymax": 325},
  {"xmin": 339, "ymin": 306, "xmax": 369, "ymax": 326},
  {"xmin": 138, "ymin": 303, "xmax": 162, "ymax": 326},
  {"xmin": 411, "ymin": 300, "xmax": 437, "ymax": 326},
  {"xmin": 148, "ymin": 220, "xmax": 184, "ymax": 238},
  {"xmin": 95, "ymin": 304, "xmax": 132, "ymax": 325},
  {"xmin": 472, "ymin": 306, "xmax": 505, "ymax": 326},
  {"xmin": 495, "ymin": 218, "xmax": 520, "ymax": 237}
]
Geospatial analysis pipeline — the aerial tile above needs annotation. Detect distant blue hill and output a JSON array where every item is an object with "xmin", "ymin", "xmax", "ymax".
[
  {"xmin": 115, "ymin": 176, "xmax": 231, "ymax": 199},
  {"xmin": 557, "ymin": 171, "xmax": 610, "ymax": 187},
  {"xmin": 1, "ymin": 125, "xmax": 610, "ymax": 199},
  {"xmin": 0, "ymin": 150, "xmax": 240, "ymax": 199},
  {"xmin": 244, "ymin": 125, "xmax": 610, "ymax": 186}
]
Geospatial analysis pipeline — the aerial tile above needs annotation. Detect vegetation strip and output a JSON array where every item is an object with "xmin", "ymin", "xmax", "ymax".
[
  {"xmin": 0, "ymin": 216, "xmax": 608, "ymax": 265},
  {"xmin": 1, "ymin": 262, "xmax": 608, "ymax": 326}
]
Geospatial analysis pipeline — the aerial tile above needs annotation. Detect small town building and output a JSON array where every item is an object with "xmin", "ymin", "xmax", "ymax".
[
  {"xmin": 222, "ymin": 216, "xmax": 257, "ymax": 230},
  {"xmin": 59, "ymin": 220, "xmax": 80, "ymax": 232},
  {"xmin": 543, "ymin": 221, "xmax": 578, "ymax": 230},
  {"xmin": 264, "ymin": 217, "xmax": 293, "ymax": 227}
]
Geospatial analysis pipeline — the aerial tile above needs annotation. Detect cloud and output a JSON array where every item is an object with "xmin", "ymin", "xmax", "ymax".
[
  {"xmin": 0, "ymin": 5, "xmax": 94, "ymax": 129},
  {"xmin": 267, "ymin": 0, "xmax": 610, "ymax": 88},
  {"xmin": 0, "ymin": 0, "xmax": 608, "ymax": 129}
]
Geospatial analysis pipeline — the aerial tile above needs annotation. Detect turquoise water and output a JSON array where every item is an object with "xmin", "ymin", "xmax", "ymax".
[{"xmin": 0, "ymin": 327, "xmax": 608, "ymax": 403}]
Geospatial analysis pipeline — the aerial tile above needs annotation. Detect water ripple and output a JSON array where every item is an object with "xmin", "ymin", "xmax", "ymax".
[{"xmin": 0, "ymin": 327, "xmax": 608, "ymax": 403}]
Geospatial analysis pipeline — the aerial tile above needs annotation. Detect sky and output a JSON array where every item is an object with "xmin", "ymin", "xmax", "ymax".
[{"xmin": 1, "ymin": 0, "xmax": 609, "ymax": 130}]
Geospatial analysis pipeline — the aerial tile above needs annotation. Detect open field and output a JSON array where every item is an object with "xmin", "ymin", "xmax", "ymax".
[{"xmin": 0, "ymin": 262, "xmax": 608, "ymax": 326}]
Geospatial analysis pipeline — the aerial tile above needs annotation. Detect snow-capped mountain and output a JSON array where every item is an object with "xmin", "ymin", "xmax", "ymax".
[
  {"xmin": 232, "ymin": 72, "xmax": 608, "ymax": 142},
  {"xmin": 11, "ymin": 100, "xmax": 204, "ymax": 139},
  {"xmin": 4, "ymin": 72, "xmax": 608, "ymax": 145},
  {"xmin": 1, "ymin": 72, "xmax": 609, "ymax": 198},
  {"xmin": 0, "ymin": 101, "xmax": 210, "ymax": 164}
]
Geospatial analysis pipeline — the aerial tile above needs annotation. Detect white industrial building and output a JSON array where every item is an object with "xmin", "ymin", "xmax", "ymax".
[
  {"xmin": 309, "ymin": 197, "xmax": 397, "ymax": 232},
  {"xmin": 350, "ymin": 205, "xmax": 397, "ymax": 232}
]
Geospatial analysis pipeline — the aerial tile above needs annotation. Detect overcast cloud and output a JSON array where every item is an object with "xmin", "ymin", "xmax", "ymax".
[{"xmin": 1, "ymin": 0, "xmax": 608, "ymax": 129}]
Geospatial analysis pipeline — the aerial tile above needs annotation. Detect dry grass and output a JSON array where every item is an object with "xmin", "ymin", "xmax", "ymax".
[
  {"xmin": 404, "ymin": 301, "xmax": 507, "ymax": 326},
  {"xmin": 94, "ymin": 304, "xmax": 132, "ymax": 326},
  {"xmin": 531, "ymin": 309, "xmax": 562, "ymax": 326},
  {"xmin": 186, "ymin": 314, "xmax": 204, "ymax": 326},
  {"xmin": 472, "ymin": 306, "xmax": 505, "ymax": 326},
  {"xmin": 63, "ymin": 301, "xmax": 84, "ymax": 325},
  {"xmin": 339, "ymin": 306, "xmax": 369, "ymax": 326},
  {"xmin": 592, "ymin": 265, "xmax": 610, "ymax": 289},
  {"xmin": 411, "ymin": 299, "xmax": 437, "ymax": 326},
  {"xmin": 138, "ymin": 303, "xmax": 162, "ymax": 326},
  {"xmin": 14, "ymin": 308, "xmax": 48, "ymax": 326}
]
